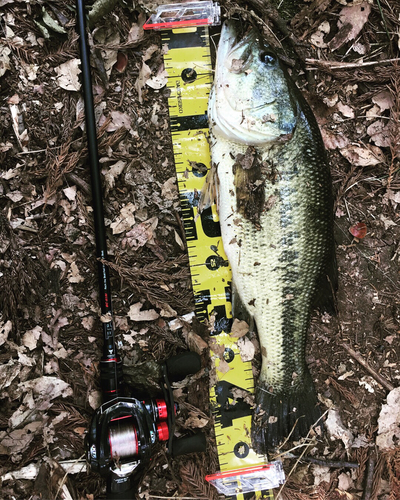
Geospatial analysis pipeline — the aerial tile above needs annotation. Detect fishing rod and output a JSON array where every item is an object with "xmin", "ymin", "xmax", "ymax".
[
  {"xmin": 76, "ymin": 2, "xmax": 206, "ymax": 497},
  {"xmin": 76, "ymin": 0, "xmax": 122, "ymax": 401}
]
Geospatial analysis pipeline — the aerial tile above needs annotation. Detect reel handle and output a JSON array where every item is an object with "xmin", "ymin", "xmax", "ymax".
[
  {"xmin": 171, "ymin": 432, "xmax": 207, "ymax": 457},
  {"xmin": 165, "ymin": 351, "xmax": 201, "ymax": 382},
  {"xmin": 106, "ymin": 475, "xmax": 137, "ymax": 499}
]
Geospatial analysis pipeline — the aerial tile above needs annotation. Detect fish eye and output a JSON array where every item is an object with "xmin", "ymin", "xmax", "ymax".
[{"xmin": 260, "ymin": 51, "xmax": 276, "ymax": 65}]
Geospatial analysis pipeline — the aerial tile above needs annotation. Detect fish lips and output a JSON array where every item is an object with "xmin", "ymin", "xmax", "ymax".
[
  {"xmin": 212, "ymin": 21, "xmax": 298, "ymax": 145},
  {"xmin": 210, "ymin": 86, "xmax": 297, "ymax": 146}
]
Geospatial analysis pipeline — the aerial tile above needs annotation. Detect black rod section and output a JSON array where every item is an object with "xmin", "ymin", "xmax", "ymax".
[{"xmin": 76, "ymin": 0, "xmax": 122, "ymax": 400}]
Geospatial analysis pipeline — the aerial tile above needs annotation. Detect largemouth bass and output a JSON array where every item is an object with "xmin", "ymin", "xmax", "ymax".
[{"xmin": 208, "ymin": 21, "xmax": 336, "ymax": 452}]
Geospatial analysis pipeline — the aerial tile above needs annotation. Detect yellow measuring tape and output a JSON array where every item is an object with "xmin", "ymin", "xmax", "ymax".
[{"xmin": 161, "ymin": 26, "xmax": 275, "ymax": 499}]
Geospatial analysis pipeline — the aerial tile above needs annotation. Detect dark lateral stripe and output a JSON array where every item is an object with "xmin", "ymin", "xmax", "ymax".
[
  {"xmin": 162, "ymin": 27, "xmax": 207, "ymax": 49},
  {"xmin": 170, "ymin": 113, "xmax": 208, "ymax": 131}
]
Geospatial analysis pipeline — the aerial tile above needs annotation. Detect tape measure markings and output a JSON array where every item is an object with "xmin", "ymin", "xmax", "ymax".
[{"xmin": 162, "ymin": 26, "xmax": 274, "ymax": 499}]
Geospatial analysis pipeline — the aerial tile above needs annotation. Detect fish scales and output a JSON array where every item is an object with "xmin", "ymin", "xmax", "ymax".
[{"xmin": 208, "ymin": 21, "xmax": 335, "ymax": 452}]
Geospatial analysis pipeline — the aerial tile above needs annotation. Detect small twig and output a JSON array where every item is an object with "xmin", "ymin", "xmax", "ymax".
[
  {"xmin": 342, "ymin": 343, "xmax": 394, "ymax": 392},
  {"xmin": 275, "ymin": 410, "xmax": 328, "ymax": 500},
  {"xmin": 66, "ymin": 172, "xmax": 91, "ymax": 196},
  {"xmin": 287, "ymin": 454, "xmax": 359, "ymax": 469},
  {"xmin": 55, "ymin": 454, "xmax": 86, "ymax": 500},
  {"xmin": 362, "ymin": 454, "xmax": 375, "ymax": 500},
  {"xmin": 149, "ymin": 497, "xmax": 209, "ymax": 500},
  {"xmin": 306, "ymin": 57, "xmax": 400, "ymax": 70}
]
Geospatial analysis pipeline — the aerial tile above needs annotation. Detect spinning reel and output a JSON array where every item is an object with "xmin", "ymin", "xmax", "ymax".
[{"xmin": 86, "ymin": 352, "xmax": 206, "ymax": 498}]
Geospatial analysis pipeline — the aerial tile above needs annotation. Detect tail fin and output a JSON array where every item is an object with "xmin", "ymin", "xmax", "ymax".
[{"xmin": 251, "ymin": 370, "xmax": 322, "ymax": 453}]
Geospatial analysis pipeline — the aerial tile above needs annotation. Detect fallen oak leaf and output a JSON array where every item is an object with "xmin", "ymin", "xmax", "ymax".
[
  {"xmin": 122, "ymin": 217, "xmax": 158, "ymax": 248},
  {"xmin": 184, "ymin": 412, "xmax": 209, "ymax": 429},
  {"xmin": 340, "ymin": 144, "xmax": 385, "ymax": 166},
  {"xmin": 54, "ymin": 59, "xmax": 81, "ymax": 91},
  {"xmin": 103, "ymin": 110, "xmax": 132, "ymax": 132},
  {"xmin": 128, "ymin": 302, "xmax": 159, "ymax": 322},
  {"xmin": 230, "ymin": 318, "xmax": 249, "ymax": 339},
  {"xmin": 114, "ymin": 52, "xmax": 128, "ymax": 73},
  {"xmin": 329, "ymin": 2, "xmax": 371, "ymax": 52},
  {"xmin": 146, "ymin": 65, "xmax": 168, "ymax": 90},
  {"xmin": 349, "ymin": 222, "xmax": 367, "ymax": 239}
]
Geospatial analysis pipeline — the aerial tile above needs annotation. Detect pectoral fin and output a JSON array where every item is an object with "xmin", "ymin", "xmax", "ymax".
[
  {"xmin": 232, "ymin": 280, "xmax": 255, "ymax": 332},
  {"xmin": 198, "ymin": 162, "xmax": 218, "ymax": 214}
]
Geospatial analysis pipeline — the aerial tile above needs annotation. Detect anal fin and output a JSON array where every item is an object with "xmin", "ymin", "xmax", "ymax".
[
  {"xmin": 251, "ymin": 369, "xmax": 323, "ymax": 453},
  {"xmin": 314, "ymin": 250, "xmax": 338, "ymax": 316}
]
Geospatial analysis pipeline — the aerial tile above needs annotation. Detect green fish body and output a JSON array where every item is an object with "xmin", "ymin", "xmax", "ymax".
[{"xmin": 208, "ymin": 21, "xmax": 335, "ymax": 452}]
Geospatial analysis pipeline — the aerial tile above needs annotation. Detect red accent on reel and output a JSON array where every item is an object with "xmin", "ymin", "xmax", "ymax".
[
  {"xmin": 155, "ymin": 399, "xmax": 168, "ymax": 421},
  {"xmin": 156, "ymin": 421, "xmax": 169, "ymax": 442}
]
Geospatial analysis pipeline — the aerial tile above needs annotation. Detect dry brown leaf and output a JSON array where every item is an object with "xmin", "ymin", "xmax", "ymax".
[
  {"xmin": 385, "ymin": 189, "xmax": 400, "ymax": 207},
  {"xmin": 19, "ymin": 376, "xmax": 73, "ymax": 400},
  {"xmin": 88, "ymin": 390, "xmax": 102, "ymax": 410},
  {"xmin": 96, "ymin": 29, "xmax": 119, "ymax": 78},
  {"xmin": 184, "ymin": 330, "xmax": 208, "ymax": 355},
  {"xmin": 110, "ymin": 202, "xmax": 136, "ymax": 235},
  {"xmin": 0, "ymin": 43, "xmax": 11, "ymax": 77},
  {"xmin": 367, "ymin": 120, "xmax": 391, "ymax": 148},
  {"xmin": 9, "ymin": 103, "xmax": 29, "ymax": 151},
  {"xmin": 128, "ymin": 302, "xmax": 159, "ymax": 322},
  {"xmin": 340, "ymin": 144, "xmax": 385, "ymax": 166},
  {"xmin": 146, "ymin": 65, "xmax": 168, "ymax": 90},
  {"xmin": 105, "ymin": 111, "xmax": 132, "ymax": 132},
  {"xmin": 22, "ymin": 326, "xmax": 42, "ymax": 351},
  {"xmin": 122, "ymin": 217, "xmax": 158, "ymax": 248},
  {"xmin": 54, "ymin": 59, "xmax": 81, "ymax": 91},
  {"xmin": 174, "ymin": 229, "xmax": 185, "ymax": 250},
  {"xmin": 0, "ymin": 360, "xmax": 21, "ymax": 391},
  {"xmin": 372, "ymin": 90, "xmax": 394, "ymax": 112},
  {"xmin": 103, "ymin": 160, "xmax": 126, "ymax": 190},
  {"xmin": 321, "ymin": 129, "xmax": 349, "ymax": 150},
  {"xmin": 128, "ymin": 14, "xmax": 145, "ymax": 44},
  {"xmin": 184, "ymin": 412, "xmax": 209, "ymax": 429},
  {"xmin": 158, "ymin": 302, "xmax": 177, "ymax": 318},
  {"xmin": 310, "ymin": 21, "xmax": 330, "ymax": 48},
  {"xmin": 63, "ymin": 186, "xmax": 77, "ymax": 201},
  {"xmin": 336, "ymin": 102, "xmax": 355, "ymax": 119},
  {"xmin": 230, "ymin": 318, "xmax": 249, "ymax": 338},
  {"xmin": 329, "ymin": 2, "xmax": 371, "ymax": 51},
  {"xmin": 216, "ymin": 358, "xmax": 230, "ymax": 374},
  {"xmin": 325, "ymin": 409, "xmax": 354, "ymax": 448},
  {"xmin": 237, "ymin": 336, "xmax": 255, "ymax": 362},
  {"xmin": 0, "ymin": 320, "xmax": 12, "ymax": 346},
  {"xmin": 161, "ymin": 176, "xmax": 178, "ymax": 200},
  {"xmin": 0, "ymin": 422, "xmax": 43, "ymax": 455},
  {"xmin": 143, "ymin": 43, "xmax": 159, "ymax": 61},
  {"xmin": 376, "ymin": 387, "xmax": 400, "ymax": 450},
  {"xmin": 135, "ymin": 61, "xmax": 152, "ymax": 103}
]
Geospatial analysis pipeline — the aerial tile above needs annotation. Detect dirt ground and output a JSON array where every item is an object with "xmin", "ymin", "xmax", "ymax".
[{"xmin": 1, "ymin": 0, "xmax": 400, "ymax": 499}]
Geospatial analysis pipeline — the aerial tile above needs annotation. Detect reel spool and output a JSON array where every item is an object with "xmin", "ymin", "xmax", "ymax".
[{"xmin": 86, "ymin": 352, "xmax": 207, "ymax": 498}]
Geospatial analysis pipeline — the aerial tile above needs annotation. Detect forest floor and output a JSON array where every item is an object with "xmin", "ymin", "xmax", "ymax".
[{"xmin": 1, "ymin": 0, "xmax": 400, "ymax": 499}]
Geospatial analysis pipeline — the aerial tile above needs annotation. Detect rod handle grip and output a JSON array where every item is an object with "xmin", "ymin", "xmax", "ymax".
[
  {"xmin": 165, "ymin": 352, "xmax": 201, "ymax": 382},
  {"xmin": 171, "ymin": 432, "xmax": 207, "ymax": 457}
]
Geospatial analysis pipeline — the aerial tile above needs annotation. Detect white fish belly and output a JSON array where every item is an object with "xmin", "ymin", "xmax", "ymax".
[{"xmin": 215, "ymin": 136, "xmax": 329, "ymax": 393}]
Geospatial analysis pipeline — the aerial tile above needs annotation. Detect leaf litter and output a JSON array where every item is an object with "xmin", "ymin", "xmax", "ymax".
[{"xmin": 1, "ymin": 0, "xmax": 400, "ymax": 499}]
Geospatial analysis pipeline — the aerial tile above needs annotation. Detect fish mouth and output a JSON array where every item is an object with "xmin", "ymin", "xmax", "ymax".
[{"xmin": 211, "ymin": 20, "xmax": 297, "ymax": 144}]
